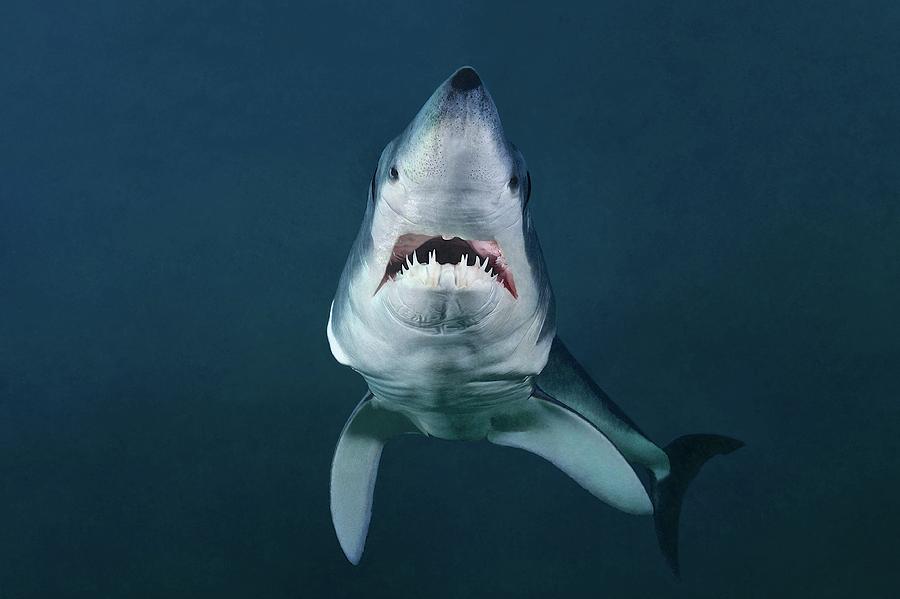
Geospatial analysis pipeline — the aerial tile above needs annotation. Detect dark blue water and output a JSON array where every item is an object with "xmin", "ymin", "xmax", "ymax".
[{"xmin": 2, "ymin": 2, "xmax": 899, "ymax": 597}]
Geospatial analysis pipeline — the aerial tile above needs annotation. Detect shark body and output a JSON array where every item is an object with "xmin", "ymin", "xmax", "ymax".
[{"xmin": 327, "ymin": 67, "xmax": 742, "ymax": 574}]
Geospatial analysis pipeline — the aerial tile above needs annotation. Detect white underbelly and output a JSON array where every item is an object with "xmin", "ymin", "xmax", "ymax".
[{"xmin": 368, "ymin": 376, "xmax": 534, "ymax": 440}]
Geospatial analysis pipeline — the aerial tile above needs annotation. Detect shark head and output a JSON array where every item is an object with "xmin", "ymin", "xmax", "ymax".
[
  {"xmin": 328, "ymin": 67, "xmax": 555, "ymax": 383},
  {"xmin": 374, "ymin": 66, "xmax": 523, "ymax": 299}
]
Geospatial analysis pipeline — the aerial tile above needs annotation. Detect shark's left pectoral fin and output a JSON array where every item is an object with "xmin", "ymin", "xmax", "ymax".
[
  {"xmin": 488, "ymin": 393, "xmax": 653, "ymax": 515},
  {"xmin": 331, "ymin": 394, "xmax": 420, "ymax": 565}
]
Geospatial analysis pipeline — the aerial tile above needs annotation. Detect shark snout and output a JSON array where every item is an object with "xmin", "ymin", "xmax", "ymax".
[
  {"xmin": 433, "ymin": 66, "xmax": 494, "ymax": 118},
  {"xmin": 449, "ymin": 66, "xmax": 482, "ymax": 91},
  {"xmin": 397, "ymin": 66, "xmax": 513, "ymax": 188}
]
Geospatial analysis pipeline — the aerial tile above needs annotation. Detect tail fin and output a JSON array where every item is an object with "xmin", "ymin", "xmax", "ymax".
[{"xmin": 652, "ymin": 434, "xmax": 744, "ymax": 577}]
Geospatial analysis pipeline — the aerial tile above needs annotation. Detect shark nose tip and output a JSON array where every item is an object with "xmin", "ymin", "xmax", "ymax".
[{"xmin": 450, "ymin": 67, "xmax": 481, "ymax": 91}]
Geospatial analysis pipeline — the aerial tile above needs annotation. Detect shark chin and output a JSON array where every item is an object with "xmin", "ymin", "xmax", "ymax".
[{"xmin": 381, "ymin": 277, "xmax": 506, "ymax": 332}]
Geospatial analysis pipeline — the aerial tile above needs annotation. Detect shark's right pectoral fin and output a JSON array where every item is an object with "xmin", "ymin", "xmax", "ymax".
[
  {"xmin": 331, "ymin": 394, "xmax": 419, "ymax": 565},
  {"xmin": 487, "ymin": 393, "xmax": 653, "ymax": 515}
]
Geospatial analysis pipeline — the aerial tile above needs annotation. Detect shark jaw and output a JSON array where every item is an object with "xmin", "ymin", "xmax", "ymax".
[{"xmin": 376, "ymin": 233, "xmax": 518, "ymax": 298}]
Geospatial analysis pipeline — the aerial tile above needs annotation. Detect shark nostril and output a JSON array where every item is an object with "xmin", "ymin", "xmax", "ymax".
[
  {"xmin": 389, "ymin": 166, "xmax": 399, "ymax": 181},
  {"xmin": 508, "ymin": 175, "xmax": 519, "ymax": 191},
  {"xmin": 450, "ymin": 67, "xmax": 481, "ymax": 91}
]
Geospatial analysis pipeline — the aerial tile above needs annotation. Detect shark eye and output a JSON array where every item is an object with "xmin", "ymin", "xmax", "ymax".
[
  {"xmin": 369, "ymin": 168, "xmax": 377, "ymax": 202},
  {"xmin": 389, "ymin": 166, "xmax": 399, "ymax": 181},
  {"xmin": 508, "ymin": 175, "xmax": 519, "ymax": 191}
]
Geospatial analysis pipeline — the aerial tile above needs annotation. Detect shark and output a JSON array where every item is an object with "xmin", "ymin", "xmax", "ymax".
[{"xmin": 326, "ymin": 66, "xmax": 742, "ymax": 575}]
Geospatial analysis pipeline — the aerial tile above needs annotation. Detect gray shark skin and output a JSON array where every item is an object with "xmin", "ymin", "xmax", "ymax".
[{"xmin": 327, "ymin": 66, "xmax": 742, "ymax": 575}]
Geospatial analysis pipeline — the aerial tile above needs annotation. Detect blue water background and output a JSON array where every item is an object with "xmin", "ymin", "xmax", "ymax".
[{"xmin": 2, "ymin": 1, "xmax": 899, "ymax": 597}]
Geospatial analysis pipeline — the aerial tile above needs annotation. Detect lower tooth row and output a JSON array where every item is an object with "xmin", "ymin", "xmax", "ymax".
[{"xmin": 395, "ymin": 254, "xmax": 497, "ymax": 288}]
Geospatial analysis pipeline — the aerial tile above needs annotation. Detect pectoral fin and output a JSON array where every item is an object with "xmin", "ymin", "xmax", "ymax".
[
  {"xmin": 537, "ymin": 337, "xmax": 669, "ymax": 476},
  {"xmin": 330, "ymin": 394, "xmax": 420, "ymax": 565},
  {"xmin": 487, "ymin": 393, "xmax": 653, "ymax": 515}
]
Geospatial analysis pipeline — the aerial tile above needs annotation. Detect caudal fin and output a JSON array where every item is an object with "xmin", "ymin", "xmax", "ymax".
[{"xmin": 652, "ymin": 434, "xmax": 744, "ymax": 577}]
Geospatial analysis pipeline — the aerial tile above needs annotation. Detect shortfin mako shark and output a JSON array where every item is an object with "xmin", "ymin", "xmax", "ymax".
[{"xmin": 327, "ymin": 66, "xmax": 742, "ymax": 575}]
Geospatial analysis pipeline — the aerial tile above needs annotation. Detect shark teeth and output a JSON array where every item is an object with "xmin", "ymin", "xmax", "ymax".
[
  {"xmin": 377, "ymin": 234, "xmax": 518, "ymax": 298},
  {"xmin": 393, "ymin": 249, "xmax": 499, "ymax": 290}
]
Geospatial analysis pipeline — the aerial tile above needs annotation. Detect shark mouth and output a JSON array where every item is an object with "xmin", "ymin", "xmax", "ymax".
[{"xmin": 376, "ymin": 234, "xmax": 518, "ymax": 298}]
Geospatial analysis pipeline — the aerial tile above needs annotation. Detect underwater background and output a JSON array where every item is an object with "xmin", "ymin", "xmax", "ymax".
[{"xmin": 2, "ymin": 1, "xmax": 899, "ymax": 597}]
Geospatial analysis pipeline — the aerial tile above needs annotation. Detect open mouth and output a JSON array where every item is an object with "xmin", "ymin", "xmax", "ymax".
[{"xmin": 376, "ymin": 234, "xmax": 517, "ymax": 298}]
